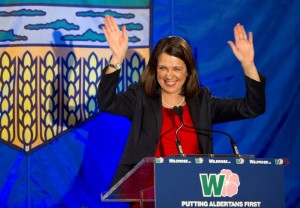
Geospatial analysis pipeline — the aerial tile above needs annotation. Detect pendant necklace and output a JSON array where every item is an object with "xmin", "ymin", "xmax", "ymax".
[{"xmin": 162, "ymin": 96, "xmax": 185, "ymax": 108}]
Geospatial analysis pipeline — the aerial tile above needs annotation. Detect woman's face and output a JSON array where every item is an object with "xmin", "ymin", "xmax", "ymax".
[{"xmin": 157, "ymin": 53, "xmax": 188, "ymax": 96}]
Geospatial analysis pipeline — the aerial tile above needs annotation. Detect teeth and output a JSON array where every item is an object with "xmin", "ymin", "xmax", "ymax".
[{"xmin": 166, "ymin": 81, "xmax": 176, "ymax": 85}]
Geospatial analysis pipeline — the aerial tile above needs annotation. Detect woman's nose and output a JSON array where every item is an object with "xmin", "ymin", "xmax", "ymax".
[{"xmin": 165, "ymin": 70, "xmax": 174, "ymax": 79}]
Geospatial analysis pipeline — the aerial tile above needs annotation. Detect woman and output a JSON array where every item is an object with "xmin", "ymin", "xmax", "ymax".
[{"xmin": 97, "ymin": 15, "xmax": 265, "ymax": 188}]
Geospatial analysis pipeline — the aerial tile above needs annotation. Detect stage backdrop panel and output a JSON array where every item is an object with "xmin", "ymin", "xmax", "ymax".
[
  {"xmin": 0, "ymin": 0, "xmax": 151, "ymax": 207},
  {"xmin": 152, "ymin": 1, "xmax": 300, "ymax": 208}
]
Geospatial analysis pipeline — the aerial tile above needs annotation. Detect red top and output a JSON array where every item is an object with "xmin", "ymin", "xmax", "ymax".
[{"xmin": 154, "ymin": 104, "xmax": 200, "ymax": 157}]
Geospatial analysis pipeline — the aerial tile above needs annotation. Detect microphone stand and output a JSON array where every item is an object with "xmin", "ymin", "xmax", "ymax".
[{"xmin": 173, "ymin": 106, "xmax": 241, "ymax": 156}]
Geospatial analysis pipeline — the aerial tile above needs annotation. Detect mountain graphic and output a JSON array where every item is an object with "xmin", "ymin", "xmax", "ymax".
[
  {"xmin": 61, "ymin": 29, "xmax": 141, "ymax": 43},
  {"xmin": 98, "ymin": 23, "xmax": 143, "ymax": 31},
  {"xmin": 0, "ymin": 30, "xmax": 27, "ymax": 42},
  {"xmin": 0, "ymin": 8, "xmax": 46, "ymax": 16},
  {"xmin": 76, "ymin": 9, "xmax": 135, "ymax": 19},
  {"xmin": 25, "ymin": 19, "xmax": 79, "ymax": 31}
]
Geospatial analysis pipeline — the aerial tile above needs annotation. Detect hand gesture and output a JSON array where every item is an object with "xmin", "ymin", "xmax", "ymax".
[
  {"xmin": 227, "ymin": 23, "xmax": 260, "ymax": 81},
  {"xmin": 227, "ymin": 23, "xmax": 254, "ymax": 68},
  {"xmin": 102, "ymin": 15, "xmax": 128, "ymax": 65}
]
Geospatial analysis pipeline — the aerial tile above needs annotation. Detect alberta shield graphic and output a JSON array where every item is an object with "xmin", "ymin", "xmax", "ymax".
[{"xmin": 0, "ymin": 1, "xmax": 151, "ymax": 153}]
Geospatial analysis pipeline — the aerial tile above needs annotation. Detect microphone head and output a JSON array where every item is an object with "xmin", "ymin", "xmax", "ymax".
[
  {"xmin": 178, "ymin": 105, "xmax": 183, "ymax": 115},
  {"xmin": 173, "ymin": 106, "xmax": 179, "ymax": 115},
  {"xmin": 173, "ymin": 106, "xmax": 183, "ymax": 122},
  {"xmin": 173, "ymin": 106, "xmax": 183, "ymax": 115}
]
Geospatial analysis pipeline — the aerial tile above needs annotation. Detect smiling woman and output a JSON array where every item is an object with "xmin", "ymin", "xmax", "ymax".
[
  {"xmin": 140, "ymin": 36, "xmax": 200, "ymax": 100},
  {"xmin": 97, "ymin": 16, "xmax": 266, "ymax": 199},
  {"xmin": 157, "ymin": 53, "xmax": 188, "ymax": 103}
]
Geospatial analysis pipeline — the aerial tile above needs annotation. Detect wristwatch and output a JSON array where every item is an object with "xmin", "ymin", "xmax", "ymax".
[{"xmin": 109, "ymin": 62, "xmax": 122, "ymax": 70}]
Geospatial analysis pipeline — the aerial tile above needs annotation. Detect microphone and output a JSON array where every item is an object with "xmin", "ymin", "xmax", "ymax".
[
  {"xmin": 173, "ymin": 106, "xmax": 184, "ymax": 155},
  {"xmin": 175, "ymin": 123, "xmax": 184, "ymax": 155},
  {"xmin": 173, "ymin": 106, "xmax": 240, "ymax": 155}
]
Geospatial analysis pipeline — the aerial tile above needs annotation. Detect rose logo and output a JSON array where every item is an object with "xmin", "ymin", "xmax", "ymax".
[{"xmin": 220, "ymin": 169, "xmax": 240, "ymax": 197}]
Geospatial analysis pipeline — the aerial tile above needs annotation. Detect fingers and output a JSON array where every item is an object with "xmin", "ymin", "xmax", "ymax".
[
  {"xmin": 233, "ymin": 25, "xmax": 240, "ymax": 41},
  {"xmin": 108, "ymin": 15, "xmax": 119, "ymax": 32},
  {"xmin": 103, "ymin": 15, "xmax": 120, "ymax": 34},
  {"xmin": 239, "ymin": 24, "xmax": 247, "ymax": 40},
  {"xmin": 234, "ymin": 23, "xmax": 249, "ymax": 41},
  {"xmin": 227, "ymin": 41, "xmax": 235, "ymax": 49},
  {"xmin": 121, "ymin": 25, "xmax": 128, "ymax": 39},
  {"xmin": 105, "ymin": 16, "xmax": 112, "ymax": 31},
  {"xmin": 248, "ymin": 31, "xmax": 253, "ymax": 44},
  {"xmin": 227, "ymin": 40, "xmax": 237, "ymax": 55}
]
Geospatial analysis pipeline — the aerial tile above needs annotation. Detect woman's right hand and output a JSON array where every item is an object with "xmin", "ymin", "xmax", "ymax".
[{"xmin": 102, "ymin": 15, "xmax": 128, "ymax": 68}]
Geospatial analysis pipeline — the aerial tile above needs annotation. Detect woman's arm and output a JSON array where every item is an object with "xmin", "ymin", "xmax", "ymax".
[
  {"xmin": 97, "ymin": 16, "xmax": 135, "ymax": 118},
  {"xmin": 210, "ymin": 75, "xmax": 266, "ymax": 124}
]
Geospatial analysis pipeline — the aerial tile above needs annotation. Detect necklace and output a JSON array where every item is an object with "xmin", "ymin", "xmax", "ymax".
[{"xmin": 162, "ymin": 97, "xmax": 185, "ymax": 108}]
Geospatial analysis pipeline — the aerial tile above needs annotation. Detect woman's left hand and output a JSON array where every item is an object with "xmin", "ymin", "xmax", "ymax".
[
  {"xmin": 228, "ymin": 23, "xmax": 260, "ymax": 81},
  {"xmin": 227, "ymin": 23, "xmax": 254, "ymax": 68},
  {"xmin": 102, "ymin": 15, "xmax": 128, "ymax": 64}
]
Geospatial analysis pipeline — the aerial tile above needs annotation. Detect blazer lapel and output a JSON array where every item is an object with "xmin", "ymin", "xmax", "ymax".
[
  {"xmin": 149, "ymin": 97, "xmax": 162, "ymax": 143},
  {"xmin": 187, "ymin": 97, "xmax": 202, "ymax": 129}
]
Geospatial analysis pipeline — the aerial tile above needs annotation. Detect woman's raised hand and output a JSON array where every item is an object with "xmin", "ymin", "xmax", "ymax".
[
  {"xmin": 227, "ymin": 23, "xmax": 260, "ymax": 81},
  {"xmin": 227, "ymin": 23, "xmax": 254, "ymax": 66},
  {"xmin": 102, "ymin": 15, "xmax": 128, "ymax": 65}
]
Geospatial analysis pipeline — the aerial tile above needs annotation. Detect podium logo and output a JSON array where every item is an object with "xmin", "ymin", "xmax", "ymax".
[
  {"xmin": 155, "ymin": 157, "xmax": 164, "ymax": 163},
  {"xmin": 236, "ymin": 158, "xmax": 244, "ymax": 164},
  {"xmin": 195, "ymin": 157, "xmax": 204, "ymax": 164},
  {"xmin": 199, "ymin": 169, "xmax": 240, "ymax": 197},
  {"xmin": 275, "ymin": 159, "xmax": 284, "ymax": 165}
]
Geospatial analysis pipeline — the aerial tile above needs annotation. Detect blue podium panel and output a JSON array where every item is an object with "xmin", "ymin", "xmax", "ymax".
[{"xmin": 154, "ymin": 157, "xmax": 287, "ymax": 208}]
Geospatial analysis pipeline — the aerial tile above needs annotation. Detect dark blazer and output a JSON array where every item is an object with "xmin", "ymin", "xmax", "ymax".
[{"xmin": 97, "ymin": 68, "xmax": 266, "ymax": 186}]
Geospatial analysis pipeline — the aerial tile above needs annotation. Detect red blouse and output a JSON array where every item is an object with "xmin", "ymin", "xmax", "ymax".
[{"xmin": 154, "ymin": 104, "xmax": 200, "ymax": 157}]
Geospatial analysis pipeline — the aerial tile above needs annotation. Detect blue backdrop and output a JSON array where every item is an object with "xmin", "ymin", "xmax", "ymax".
[
  {"xmin": 0, "ymin": 0, "xmax": 299, "ymax": 207},
  {"xmin": 152, "ymin": 1, "xmax": 300, "ymax": 207}
]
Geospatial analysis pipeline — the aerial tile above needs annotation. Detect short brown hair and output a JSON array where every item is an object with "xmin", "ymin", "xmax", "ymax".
[{"xmin": 140, "ymin": 36, "xmax": 200, "ymax": 98}]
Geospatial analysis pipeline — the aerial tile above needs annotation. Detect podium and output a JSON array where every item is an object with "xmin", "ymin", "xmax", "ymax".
[{"xmin": 101, "ymin": 155, "xmax": 288, "ymax": 208}]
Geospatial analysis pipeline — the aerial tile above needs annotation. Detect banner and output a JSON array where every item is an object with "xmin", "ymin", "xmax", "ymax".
[
  {"xmin": 0, "ymin": 0, "xmax": 150, "ymax": 153},
  {"xmin": 0, "ymin": 0, "xmax": 151, "ymax": 207}
]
